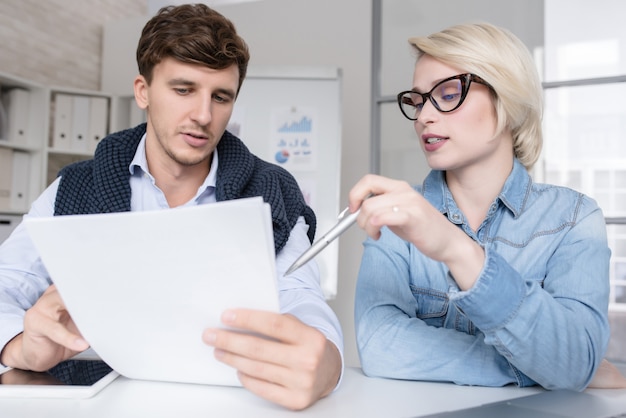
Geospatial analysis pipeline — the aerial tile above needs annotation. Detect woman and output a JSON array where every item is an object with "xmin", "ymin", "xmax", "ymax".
[{"xmin": 349, "ymin": 22, "xmax": 624, "ymax": 390}]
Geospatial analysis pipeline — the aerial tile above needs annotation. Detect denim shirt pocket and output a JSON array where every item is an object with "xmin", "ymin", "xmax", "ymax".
[{"xmin": 409, "ymin": 285, "xmax": 449, "ymax": 328}]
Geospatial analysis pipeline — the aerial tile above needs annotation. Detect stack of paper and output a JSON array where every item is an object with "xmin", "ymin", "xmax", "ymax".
[{"xmin": 24, "ymin": 197, "xmax": 279, "ymax": 386}]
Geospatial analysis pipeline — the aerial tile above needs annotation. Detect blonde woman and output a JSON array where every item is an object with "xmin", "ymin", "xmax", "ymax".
[{"xmin": 350, "ymin": 22, "xmax": 625, "ymax": 390}]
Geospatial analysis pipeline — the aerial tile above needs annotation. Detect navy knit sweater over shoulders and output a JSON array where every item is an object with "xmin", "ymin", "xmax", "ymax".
[{"xmin": 54, "ymin": 124, "xmax": 316, "ymax": 254}]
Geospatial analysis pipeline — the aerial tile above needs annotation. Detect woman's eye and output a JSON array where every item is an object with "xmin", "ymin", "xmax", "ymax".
[{"xmin": 441, "ymin": 92, "xmax": 460, "ymax": 101}]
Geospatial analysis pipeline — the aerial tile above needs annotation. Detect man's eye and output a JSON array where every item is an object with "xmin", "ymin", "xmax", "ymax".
[
  {"xmin": 175, "ymin": 88, "xmax": 190, "ymax": 95},
  {"xmin": 213, "ymin": 94, "xmax": 231, "ymax": 103}
]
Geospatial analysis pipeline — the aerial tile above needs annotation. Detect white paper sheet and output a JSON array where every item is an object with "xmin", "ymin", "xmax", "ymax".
[{"xmin": 24, "ymin": 197, "xmax": 279, "ymax": 387}]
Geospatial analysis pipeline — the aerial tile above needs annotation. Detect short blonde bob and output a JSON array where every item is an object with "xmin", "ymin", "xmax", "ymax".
[{"xmin": 409, "ymin": 22, "xmax": 543, "ymax": 171}]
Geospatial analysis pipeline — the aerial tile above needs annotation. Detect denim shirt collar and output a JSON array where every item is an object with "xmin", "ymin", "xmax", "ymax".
[{"xmin": 421, "ymin": 158, "xmax": 532, "ymax": 221}]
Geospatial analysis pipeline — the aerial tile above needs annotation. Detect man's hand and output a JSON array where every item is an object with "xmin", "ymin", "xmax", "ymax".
[
  {"xmin": 202, "ymin": 309, "xmax": 342, "ymax": 410},
  {"xmin": 0, "ymin": 284, "xmax": 89, "ymax": 372}
]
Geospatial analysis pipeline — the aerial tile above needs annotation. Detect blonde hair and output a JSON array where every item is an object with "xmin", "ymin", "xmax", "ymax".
[{"xmin": 409, "ymin": 22, "xmax": 543, "ymax": 171}]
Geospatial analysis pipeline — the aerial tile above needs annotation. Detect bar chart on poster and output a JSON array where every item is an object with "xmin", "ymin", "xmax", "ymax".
[{"xmin": 230, "ymin": 67, "xmax": 342, "ymax": 299}]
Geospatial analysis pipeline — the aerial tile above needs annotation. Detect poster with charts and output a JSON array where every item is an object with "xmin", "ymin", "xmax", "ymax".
[
  {"xmin": 270, "ymin": 106, "xmax": 317, "ymax": 171},
  {"xmin": 229, "ymin": 68, "xmax": 341, "ymax": 299}
]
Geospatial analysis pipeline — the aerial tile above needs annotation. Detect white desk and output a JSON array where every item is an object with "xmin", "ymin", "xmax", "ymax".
[{"xmin": 1, "ymin": 367, "xmax": 626, "ymax": 418}]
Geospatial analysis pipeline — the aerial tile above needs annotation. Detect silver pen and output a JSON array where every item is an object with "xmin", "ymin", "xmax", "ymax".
[
  {"xmin": 285, "ymin": 197, "xmax": 370, "ymax": 276},
  {"xmin": 284, "ymin": 207, "xmax": 359, "ymax": 275}
]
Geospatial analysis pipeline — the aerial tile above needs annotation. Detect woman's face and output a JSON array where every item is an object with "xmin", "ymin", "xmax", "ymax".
[{"xmin": 410, "ymin": 55, "xmax": 512, "ymax": 174}]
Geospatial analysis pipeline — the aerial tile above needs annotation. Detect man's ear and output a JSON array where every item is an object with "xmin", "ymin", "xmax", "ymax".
[{"xmin": 133, "ymin": 75, "xmax": 149, "ymax": 110}]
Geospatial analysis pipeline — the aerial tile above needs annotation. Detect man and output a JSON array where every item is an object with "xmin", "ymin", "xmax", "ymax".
[{"xmin": 0, "ymin": 4, "xmax": 342, "ymax": 410}]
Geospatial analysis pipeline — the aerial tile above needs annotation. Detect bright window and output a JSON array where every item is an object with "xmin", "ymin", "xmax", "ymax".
[{"xmin": 543, "ymin": 0, "xmax": 626, "ymax": 314}]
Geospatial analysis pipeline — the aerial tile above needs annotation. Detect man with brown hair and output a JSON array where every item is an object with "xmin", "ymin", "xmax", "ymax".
[{"xmin": 0, "ymin": 4, "xmax": 342, "ymax": 410}]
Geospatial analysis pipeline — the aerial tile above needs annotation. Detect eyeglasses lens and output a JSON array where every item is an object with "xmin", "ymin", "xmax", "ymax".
[{"xmin": 400, "ymin": 78, "xmax": 465, "ymax": 120}]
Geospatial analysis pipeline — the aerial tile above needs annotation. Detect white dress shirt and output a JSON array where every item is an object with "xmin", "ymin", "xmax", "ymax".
[{"xmin": 0, "ymin": 135, "xmax": 343, "ymax": 378}]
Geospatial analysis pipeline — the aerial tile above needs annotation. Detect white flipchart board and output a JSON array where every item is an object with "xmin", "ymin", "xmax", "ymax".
[{"xmin": 230, "ymin": 67, "xmax": 342, "ymax": 299}]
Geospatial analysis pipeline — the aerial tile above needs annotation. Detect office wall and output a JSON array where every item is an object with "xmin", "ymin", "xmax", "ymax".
[
  {"xmin": 0, "ymin": 0, "xmax": 146, "ymax": 90},
  {"xmin": 100, "ymin": 0, "xmax": 545, "ymax": 370},
  {"xmin": 210, "ymin": 0, "xmax": 373, "ymax": 367},
  {"xmin": 212, "ymin": 0, "xmax": 543, "ymax": 367}
]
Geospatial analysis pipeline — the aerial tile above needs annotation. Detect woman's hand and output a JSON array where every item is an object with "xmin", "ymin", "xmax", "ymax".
[{"xmin": 348, "ymin": 174, "xmax": 485, "ymax": 290}]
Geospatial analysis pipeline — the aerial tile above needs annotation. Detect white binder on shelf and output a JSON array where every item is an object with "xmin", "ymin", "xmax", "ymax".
[
  {"xmin": 0, "ymin": 95, "xmax": 7, "ymax": 141},
  {"xmin": 2, "ymin": 88, "xmax": 30, "ymax": 145},
  {"xmin": 10, "ymin": 150, "xmax": 30, "ymax": 212},
  {"xmin": 0, "ymin": 148, "xmax": 13, "ymax": 211},
  {"xmin": 71, "ymin": 96, "xmax": 90, "ymax": 153},
  {"xmin": 88, "ymin": 96, "xmax": 108, "ymax": 153},
  {"xmin": 52, "ymin": 94, "xmax": 73, "ymax": 151}
]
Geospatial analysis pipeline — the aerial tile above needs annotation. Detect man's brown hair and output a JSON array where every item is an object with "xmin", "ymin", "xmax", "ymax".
[{"xmin": 136, "ymin": 4, "xmax": 250, "ymax": 93}]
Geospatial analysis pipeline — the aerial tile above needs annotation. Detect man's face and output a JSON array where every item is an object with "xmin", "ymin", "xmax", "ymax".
[{"xmin": 134, "ymin": 57, "xmax": 240, "ymax": 171}]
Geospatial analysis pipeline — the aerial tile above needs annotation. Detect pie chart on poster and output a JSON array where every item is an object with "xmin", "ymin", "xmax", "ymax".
[{"xmin": 275, "ymin": 150, "xmax": 289, "ymax": 164}]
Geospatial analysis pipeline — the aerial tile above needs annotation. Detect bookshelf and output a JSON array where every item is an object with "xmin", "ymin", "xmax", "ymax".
[
  {"xmin": 0, "ymin": 71, "xmax": 141, "ymax": 229},
  {"xmin": 0, "ymin": 72, "xmax": 47, "ymax": 216}
]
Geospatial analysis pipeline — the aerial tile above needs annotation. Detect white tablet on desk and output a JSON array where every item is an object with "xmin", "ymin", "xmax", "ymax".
[{"xmin": 0, "ymin": 359, "xmax": 119, "ymax": 399}]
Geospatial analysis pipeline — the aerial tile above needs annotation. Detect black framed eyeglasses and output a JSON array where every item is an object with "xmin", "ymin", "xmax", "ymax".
[{"xmin": 397, "ymin": 73, "xmax": 493, "ymax": 121}]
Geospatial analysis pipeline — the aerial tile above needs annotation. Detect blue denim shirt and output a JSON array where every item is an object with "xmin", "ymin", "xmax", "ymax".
[{"xmin": 355, "ymin": 159, "xmax": 610, "ymax": 391}]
